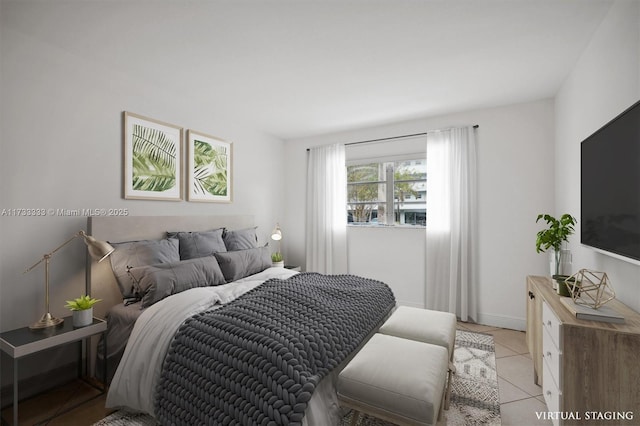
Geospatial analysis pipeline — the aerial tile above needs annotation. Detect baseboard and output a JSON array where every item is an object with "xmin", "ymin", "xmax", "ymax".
[{"xmin": 475, "ymin": 313, "xmax": 526, "ymax": 331}]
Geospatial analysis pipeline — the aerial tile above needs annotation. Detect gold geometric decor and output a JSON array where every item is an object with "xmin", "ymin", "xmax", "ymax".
[{"xmin": 567, "ymin": 269, "xmax": 615, "ymax": 309}]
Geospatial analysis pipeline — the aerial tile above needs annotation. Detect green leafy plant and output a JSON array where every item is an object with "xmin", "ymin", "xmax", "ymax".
[
  {"xmin": 535, "ymin": 213, "xmax": 577, "ymax": 276},
  {"xmin": 347, "ymin": 163, "xmax": 379, "ymax": 223},
  {"xmin": 271, "ymin": 252, "xmax": 283, "ymax": 263},
  {"xmin": 65, "ymin": 295, "xmax": 101, "ymax": 311}
]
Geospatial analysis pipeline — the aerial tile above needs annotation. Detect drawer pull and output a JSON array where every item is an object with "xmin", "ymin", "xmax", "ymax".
[
  {"xmin": 546, "ymin": 391, "xmax": 552, "ymax": 397},
  {"xmin": 529, "ymin": 291, "xmax": 535, "ymax": 300},
  {"xmin": 547, "ymin": 320, "xmax": 552, "ymax": 327},
  {"xmin": 547, "ymin": 351, "xmax": 552, "ymax": 358}
]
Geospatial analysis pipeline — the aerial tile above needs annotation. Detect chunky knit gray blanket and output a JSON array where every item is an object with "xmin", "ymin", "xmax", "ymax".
[{"xmin": 154, "ymin": 273, "xmax": 395, "ymax": 426}]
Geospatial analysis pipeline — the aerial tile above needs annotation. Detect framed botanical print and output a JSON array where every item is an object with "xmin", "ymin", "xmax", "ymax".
[
  {"xmin": 123, "ymin": 112, "xmax": 183, "ymax": 201},
  {"xmin": 187, "ymin": 130, "xmax": 233, "ymax": 203}
]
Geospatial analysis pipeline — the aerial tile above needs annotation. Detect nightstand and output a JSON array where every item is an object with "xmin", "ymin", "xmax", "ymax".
[
  {"xmin": 285, "ymin": 265, "xmax": 301, "ymax": 272},
  {"xmin": 0, "ymin": 317, "xmax": 107, "ymax": 426}
]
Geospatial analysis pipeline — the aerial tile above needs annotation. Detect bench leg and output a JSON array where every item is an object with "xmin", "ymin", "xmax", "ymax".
[
  {"xmin": 349, "ymin": 410, "xmax": 361, "ymax": 426},
  {"xmin": 445, "ymin": 361, "xmax": 456, "ymax": 410}
]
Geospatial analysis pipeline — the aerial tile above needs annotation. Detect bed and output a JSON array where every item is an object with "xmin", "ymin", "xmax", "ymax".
[
  {"xmin": 88, "ymin": 215, "xmax": 258, "ymax": 380},
  {"xmin": 87, "ymin": 215, "xmax": 396, "ymax": 425}
]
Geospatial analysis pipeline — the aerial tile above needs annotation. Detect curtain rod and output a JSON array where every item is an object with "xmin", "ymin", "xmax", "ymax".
[
  {"xmin": 345, "ymin": 124, "xmax": 479, "ymax": 147},
  {"xmin": 306, "ymin": 125, "xmax": 478, "ymax": 151}
]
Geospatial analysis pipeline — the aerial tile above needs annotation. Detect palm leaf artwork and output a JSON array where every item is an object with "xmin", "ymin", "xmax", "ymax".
[
  {"xmin": 132, "ymin": 124, "xmax": 177, "ymax": 192},
  {"xmin": 193, "ymin": 140, "xmax": 228, "ymax": 196}
]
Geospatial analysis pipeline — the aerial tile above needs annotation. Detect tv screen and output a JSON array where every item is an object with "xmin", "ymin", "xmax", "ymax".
[{"xmin": 581, "ymin": 99, "xmax": 640, "ymax": 264}]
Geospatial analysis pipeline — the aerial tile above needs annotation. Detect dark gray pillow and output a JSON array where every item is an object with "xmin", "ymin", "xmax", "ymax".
[
  {"xmin": 214, "ymin": 245, "xmax": 272, "ymax": 282},
  {"xmin": 128, "ymin": 256, "xmax": 226, "ymax": 308},
  {"xmin": 166, "ymin": 229, "xmax": 227, "ymax": 260},
  {"xmin": 223, "ymin": 227, "xmax": 258, "ymax": 251},
  {"xmin": 109, "ymin": 238, "xmax": 180, "ymax": 299}
]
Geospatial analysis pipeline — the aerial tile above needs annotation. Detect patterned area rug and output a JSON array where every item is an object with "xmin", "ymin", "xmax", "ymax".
[
  {"xmin": 93, "ymin": 329, "xmax": 500, "ymax": 426},
  {"xmin": 446, "ymin": 330, "xmax": 501, "ymax": 425}
]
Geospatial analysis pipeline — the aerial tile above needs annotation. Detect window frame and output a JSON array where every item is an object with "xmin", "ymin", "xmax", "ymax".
[{"xmin": 346, "ymin": 155, "xmax": 426, "ymax": 227}]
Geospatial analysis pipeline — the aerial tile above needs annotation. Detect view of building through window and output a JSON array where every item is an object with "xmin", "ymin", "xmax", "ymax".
[{"xmin": 347, "ymin": 158, "xmax": 426, "ymax": 226}]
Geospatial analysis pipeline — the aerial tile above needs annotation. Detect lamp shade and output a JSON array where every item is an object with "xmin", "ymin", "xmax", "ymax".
[
  {"xmin": 271, "ymin": 224, "xmax": 282, "ymax": 241},
  {"xmin": 80, "ymin": 232, "xmax": 115, "ymax": 262}
]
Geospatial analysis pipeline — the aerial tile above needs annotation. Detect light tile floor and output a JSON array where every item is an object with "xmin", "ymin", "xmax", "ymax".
[{"xmin": 457, "ymin": 321, "xmax": 552, "ymax": 426}]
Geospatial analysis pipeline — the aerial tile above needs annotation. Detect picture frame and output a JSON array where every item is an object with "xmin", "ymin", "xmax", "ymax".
[
  {"xmin": 187, "ymin": 130, "xmax": 233, "ymax": 203},
  {"xmin": 123, "ymin": 112, "xmax": 183, "ymax": 201}
]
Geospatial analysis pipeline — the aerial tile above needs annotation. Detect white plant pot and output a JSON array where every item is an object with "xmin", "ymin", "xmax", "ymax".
[
  {"xmin": 272, "ymin": 261, "xmax": 284, "ymax": 268},
  {"xmin": 72, "ymin": 308, "xmax": 93, "ymax": 327}
]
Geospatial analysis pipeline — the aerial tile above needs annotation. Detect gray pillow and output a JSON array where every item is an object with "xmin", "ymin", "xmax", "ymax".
[
  {"xmin": 223, "ymin": 227, "xmax": 258, "ymax": 251},
  {"xmin": 166, "ymin": 229, "xmax": 227, "ymax": 260},
  {"xmin": 109, "ymin": 238, "xmax": 180, "ymax": 299},
  {"xmin": 128, "ymin": 256, "xmax": 226, "ymax": 308},
  {"xmin": 214, "ymin": 245, "xmax": 272, "ymax": 282}
]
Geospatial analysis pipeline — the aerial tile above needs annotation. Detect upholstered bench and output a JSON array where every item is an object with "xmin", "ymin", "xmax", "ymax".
[
  {"xmin": 379, "ymin": 306, "xmax": 457, "ymax": 409},
  {"xmin": 337, "ymin": 333, "xmax": 448, "ymax": 426}
]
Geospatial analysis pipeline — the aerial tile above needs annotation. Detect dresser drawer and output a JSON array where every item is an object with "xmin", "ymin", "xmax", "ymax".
[
  {"xmin": 542, "ymin": 301, "xmax": 562, "ymax": 348},
  {"xmin": 542, "ymin": 325, "xmax": 562, "ymax": 390},
  {"xmin": 543, "ymin": 359, "xmax": 562, "ymax": 426}
]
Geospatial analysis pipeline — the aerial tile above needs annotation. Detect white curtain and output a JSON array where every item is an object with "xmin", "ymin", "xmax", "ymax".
[
  {"xmin": 305, "ymin": 143, "xmax": 348, "ymax": 274},
  {"xmin": 425, "ymin": 126, "xmax": 478, "ymax": 321}
]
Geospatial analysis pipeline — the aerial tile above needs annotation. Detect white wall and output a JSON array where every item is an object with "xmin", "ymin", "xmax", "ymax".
[
  {"xmin": 284, "ymin": 99, "xmax": 555, "ymax": 330},
  {"xmin": 0, "ymin": 3, "xmax": 285, "ymax": 393},
  {"xmin": 555, "ymin": 0, "xmax": 640, "ymax": 311}
]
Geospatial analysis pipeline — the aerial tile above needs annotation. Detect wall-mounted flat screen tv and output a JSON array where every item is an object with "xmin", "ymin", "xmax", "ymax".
[{"xmin": 581, "ymin": 99, "xmax": 640, "ymax": 265}]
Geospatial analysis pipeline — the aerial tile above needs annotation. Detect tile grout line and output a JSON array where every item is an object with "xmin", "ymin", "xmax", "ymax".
[{"xmin": 498, "ymin": 373, "xmax": 543, "ymax": 399}]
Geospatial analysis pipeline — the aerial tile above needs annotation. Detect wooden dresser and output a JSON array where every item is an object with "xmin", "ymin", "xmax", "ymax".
[{"xmin": 526, "ymin": 275, "xmax": 640, "ymax": 425}]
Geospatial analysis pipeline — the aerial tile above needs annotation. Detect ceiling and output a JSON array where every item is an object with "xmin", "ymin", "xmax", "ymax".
[{"xmin": 4, "ymin": 0, "xmax": 613, "ymax": 140}]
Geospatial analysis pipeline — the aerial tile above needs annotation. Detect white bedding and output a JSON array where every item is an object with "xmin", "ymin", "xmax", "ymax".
[{"xmin": 106, "ymin": 267, "xmax": 300, "ymax": 417}]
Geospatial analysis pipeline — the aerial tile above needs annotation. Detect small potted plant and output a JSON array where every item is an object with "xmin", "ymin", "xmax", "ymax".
[
  {"xmin": 65, "ymin": 295, "xmax": 101, "ymax": 327},
  {"xmin": 535, "ymin": 213, "xmax": 577, "ymax": 296},
  {"xmin": 271, "ymin": 252, "xmax": 284, "ymax": 268}
]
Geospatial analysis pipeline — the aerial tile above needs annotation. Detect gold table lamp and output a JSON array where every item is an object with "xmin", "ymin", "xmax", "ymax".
[{"xmin": 24, "ymin": 230, "xmax": 114, "ymax": 330}]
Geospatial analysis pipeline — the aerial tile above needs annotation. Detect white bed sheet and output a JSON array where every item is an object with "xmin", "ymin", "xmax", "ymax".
[{"xmin": 106, "ymin": 267, "xmax": 299, "ymax": 417}]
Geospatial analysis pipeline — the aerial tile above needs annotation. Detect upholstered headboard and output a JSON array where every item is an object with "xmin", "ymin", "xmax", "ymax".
[{"xmin": 86, "ymin": 215, "xmax": 255, "ymax": 320}]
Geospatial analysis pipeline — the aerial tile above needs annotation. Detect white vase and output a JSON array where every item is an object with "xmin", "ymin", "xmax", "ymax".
[
  {"xmin": 72, "ymin": 307, "xmax": 93, "ymax": 327},
  {"xmin": 272, "ymin": 261, "xmax": 284, "ymax": 268}
]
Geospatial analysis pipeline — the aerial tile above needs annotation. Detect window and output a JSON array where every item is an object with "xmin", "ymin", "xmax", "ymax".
[{"xmin": 347, "ymin": 158, "xmax": 426, "ymax": 226}]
